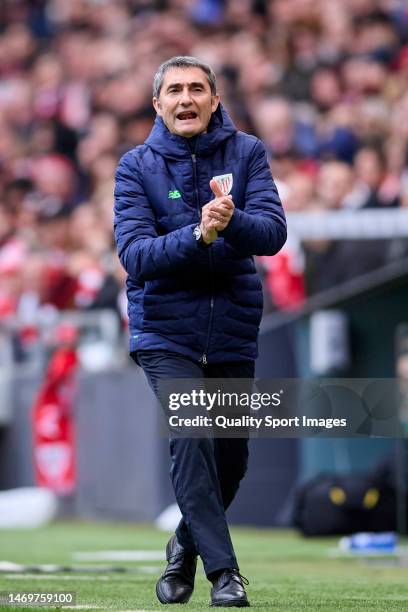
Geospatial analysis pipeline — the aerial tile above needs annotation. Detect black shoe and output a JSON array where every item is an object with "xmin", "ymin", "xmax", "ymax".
[
  {"xmin": 210, "ymin": 569, "xmax": 250, "ymax": 607},
  {"xmin": 156, "ymin": 535, "xmax": 197, "ymax": 604}
]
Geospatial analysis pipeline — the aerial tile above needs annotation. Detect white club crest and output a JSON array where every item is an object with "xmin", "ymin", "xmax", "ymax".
[{"xmin": 212, "ymin": 173, "xmax": 233, "ymax": 196}]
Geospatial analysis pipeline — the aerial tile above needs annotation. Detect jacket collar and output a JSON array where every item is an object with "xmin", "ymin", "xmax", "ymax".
[{"xmin": 144, "ymin": 103, "xmax": 237, "ymax": 160}]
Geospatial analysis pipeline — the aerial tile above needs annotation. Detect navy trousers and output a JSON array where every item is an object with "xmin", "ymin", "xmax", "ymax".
[{"xmin": 134, "ymin": 350, "xmax": 254, "ymax": 577}]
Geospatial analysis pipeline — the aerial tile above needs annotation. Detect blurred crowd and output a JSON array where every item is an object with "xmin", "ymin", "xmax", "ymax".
[{"xmin": 1, "ymin": 0, "xmax": 408, "ymax": 333}]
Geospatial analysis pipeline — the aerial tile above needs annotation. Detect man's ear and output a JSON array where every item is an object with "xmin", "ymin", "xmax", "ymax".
[
  {"xmin": 153, "ymin": 97, "xmax": 162, "ymax": 116},
  {"xmin": 211, "ymin": 94, "xmax": 220, "ymax": 113}
]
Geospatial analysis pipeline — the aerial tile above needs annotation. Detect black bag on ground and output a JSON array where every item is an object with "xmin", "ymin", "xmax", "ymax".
[{"xmin": 293, "ymin": 464, "xmax": 397, "ymax": 536}]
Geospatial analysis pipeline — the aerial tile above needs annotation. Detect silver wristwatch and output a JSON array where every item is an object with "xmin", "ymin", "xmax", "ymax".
[{"xmin": 193, "ymin": 225, "xmax": 202, "ymax": 242}]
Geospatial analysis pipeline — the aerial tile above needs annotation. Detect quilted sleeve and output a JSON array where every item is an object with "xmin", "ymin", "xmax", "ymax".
[
  {"xmin": 220, "ymin": 139, "xmax": 287, "ymax": 256},
  {"xmin": 114, "ymin": 151, "xmax": 207, "ymax": 281}
]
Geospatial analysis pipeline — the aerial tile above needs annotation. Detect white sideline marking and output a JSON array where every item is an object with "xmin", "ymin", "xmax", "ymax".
[
  {"xmin": 135, "ymin": 565, "xmax": 161, "ymax": 574},
  {"xmin": 65, "ymin": 607, "xmax": 102, "ymax": 610},
  {"xmin": 0, "ymin": 561, "xmax": 23, "ymax": 571},
  {"xmin": 4, "ymin": 566, "xmax": 159, "ymax": 579},
  {"xmin": 5, "ymin": 574, "xmax": 109, "ymax": 581},
  {"xmin": 73, "ymin": 550, "xmax": 165, "ymax": 561}
]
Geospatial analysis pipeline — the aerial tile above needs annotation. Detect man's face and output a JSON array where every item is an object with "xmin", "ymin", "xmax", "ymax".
[{"xmin": 153, "ymin": 66, "xmax": 220, "ymax": 138}]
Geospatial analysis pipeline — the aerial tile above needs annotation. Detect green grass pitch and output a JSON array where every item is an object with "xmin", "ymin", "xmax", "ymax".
[{"xmin": 0, "ymin": 522, "xmax": 407, "ymax": 611}]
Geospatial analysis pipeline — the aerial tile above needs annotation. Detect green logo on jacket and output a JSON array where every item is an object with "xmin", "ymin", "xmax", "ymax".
[{"xmin": 168, "ymin": 189, "xmax": 181, "ymax": 199}]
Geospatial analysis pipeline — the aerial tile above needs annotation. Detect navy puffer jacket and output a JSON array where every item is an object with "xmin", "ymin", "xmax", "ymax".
[{"xmin": 114, "ymin": 104, "xmax": 286, "ymax": 363}]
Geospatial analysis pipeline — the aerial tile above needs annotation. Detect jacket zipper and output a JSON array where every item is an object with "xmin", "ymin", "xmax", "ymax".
[
  {"xmin": 202, "ymin": 277, "xmax": 215, "ymax": 366},
  {"xmin": 191, "ymin": 153, "xmax": 201, "ymax": 218},
  {"xmin": 190, "ymin": 149, "xmax": 214, "ymax": 366}
]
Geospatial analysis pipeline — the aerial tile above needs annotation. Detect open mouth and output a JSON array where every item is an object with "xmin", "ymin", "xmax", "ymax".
[{"xmin": 176, "ymin": 111, "xmax": 198, "ymax": 120}]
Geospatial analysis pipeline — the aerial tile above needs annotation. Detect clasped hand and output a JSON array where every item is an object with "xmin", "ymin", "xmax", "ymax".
[{"xmin": 199, "ymin": 179, "xmax": 235, "ymax": 245}]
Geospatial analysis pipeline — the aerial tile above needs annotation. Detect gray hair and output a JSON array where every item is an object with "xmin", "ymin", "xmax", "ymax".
[{"xmin": 153, "ymin": 56, "xmax": 217, "ymax": 98}]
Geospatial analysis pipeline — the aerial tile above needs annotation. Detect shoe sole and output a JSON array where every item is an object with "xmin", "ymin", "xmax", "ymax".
[
  {"xmin": 156, "ymin": 579, "xmax": 192, "ymax": 605},
  {"xmin": 210, "ymin": 598, "xmax": 250, "ymax": 607}
]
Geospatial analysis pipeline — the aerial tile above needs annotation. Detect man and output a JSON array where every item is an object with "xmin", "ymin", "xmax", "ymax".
[{"xmin": 114, "ymin": 56, "xmax": 286, "ymax": 607}]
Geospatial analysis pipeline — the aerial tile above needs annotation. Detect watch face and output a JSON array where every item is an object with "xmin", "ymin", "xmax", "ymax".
[{"xmin": 193, "ymin": 226, "xmax": 201, "ymax": 241}]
